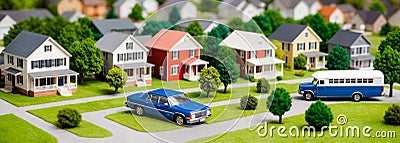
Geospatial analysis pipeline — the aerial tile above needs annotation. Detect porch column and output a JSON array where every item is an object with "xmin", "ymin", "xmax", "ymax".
[
  {"xmin": 253, "ymin": 66, "xmax": 256, "ymax": 76},
  {"xmin": 322, "ymin": 56, "xmax": 326, "ymax": 66},
  {"xmin": 281, "ymin": 63, "xmax": 283, "ymax": 75},
  {"xmin": 307, "ymin": 57, "xmax": 310, "ymax": 65},
  {"xmin": 55, "ymin": 77, "xmax": 58, "ymax": 87},
  {"xmin": 67, "ymin": 75, "xmax": 70, "ymax": 85},
  {"xmin": 33, "ymin": 78, "xmax": 36, "ymax": 91},
  {"xmin": 195, "ymin": 65, "xmax": 198, "ymax": 76}
]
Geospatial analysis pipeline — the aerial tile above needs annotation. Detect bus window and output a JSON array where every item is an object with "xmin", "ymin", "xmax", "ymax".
[
  {"xmin": 339, "ymin": 79, "xmax": 344, "ymax": 83},
  {"xmin": 329, "ymin": 79, "xmax": 333, "ymax": 83},
  {"xmin": 368, "ymin": 79, "xmax": 373, "ymax": 83},
  {"xmin": 334, "ymin": 79, "xmax": 339, "ymax": 83},
  {"xmin": 357, "ymin": 79, "xmax": 362, "ymax": 83},
  {"xmin": 351, "ymin": 79, "xmax": 356, "ymax": 83},
  {"xmin": 346, "ymin": 79, "xmax": 350, "ymax": 83},
  {"xmin": 319, "ymin": 80, "xmax": 325, "ymax": 85}
]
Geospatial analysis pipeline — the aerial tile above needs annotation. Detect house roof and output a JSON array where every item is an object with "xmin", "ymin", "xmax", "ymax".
[
  {"xmin": 222, "ymin": 0, "xmax": 244, "ymax": 7},
  {"xmin": 116, "ymin": 62, "xmax": 154, "ymax": 69},
  {"xmin": 328, "ymin": 30, "xmax": 371, "ymax": 47},
  {"xmin": 269, "ymin": 23, "xmax": 308, "ymax": 43},
  {"xmin": 144, "ymin": 29, "xmax": 187, "ymax": 51},
  {"xmin": 82, "ymin": 0, "xmax": 106, "ymax": 5},
  {"xmin": 134, "ymin": 35, "xmax": 152, "ymax": 45},
  {"xmin": 351, "ymin": 55, "xmax": 375, "ymax": 61},
  {"xmin": 160, "ymin": 0, "xmax": 189, "ymax": 8},
  {"xmin": 3, "ymin": 31, "xmax": 49, "ymax": 58},
  {"xmin": 303, "ymin": 0, "xmax": 317, "ymax": 6},
  {"xmin": 248, "ymin": 0, "xmax": 265, "ymax": 8},
  {"xmin": 148, "ymin": 89, "xmax": 185, "ymax": 97},
  {"xmin": 182, "ymin": 58, "xmax": 209, "ymax": 66},
  {"xmin": 95, "ymin": 32, "xmax": 131, "ymax": 53},
  {"xmin": 337, "ymin": 4, "xmax": 356, "ymax": 13},
  {"xmin": 220, "ymin": 30, "xmax": 276, "ymax": 51},
  {"xmin": 356, "ymin": 10, "xmax": 385, "ymax": 24},
  {"xmin": 278, "ymin": 0, "xmax": 315, "ymax": 8},
  {"xmin": 386, "ymin": 7, "xmax": 400, "ymax": 18},
  {"xmin": 29, "ymin": 69, "xmax": 79, "ymax": 78},
  {"xmin": 91, "ymin": 19, "xmax": 137, "ymax": 35},
  {"xmin": 0, "ymin": 9, "xmax": 54, "ymax": 22},
  {"xmin": 301, "ymin": 51, "xmax": 328, "ymax": 57},
  {"xmin": 319, "ymin": 0, "xmax": 337, "ymax": 5},
  {"xmin": 61, "ymin": 11, "xmax": 84, "ymax": 21},
  {"xmin": 319, "ymin": 6, "xmax": 339, "ymax": 17},
  {"xmin": 176, "ymin": 19, "xmax": 215, "ymax": 30},
  {"xmin": 247, "ymin": 57, "xmax": 285, "ymax": 66}
]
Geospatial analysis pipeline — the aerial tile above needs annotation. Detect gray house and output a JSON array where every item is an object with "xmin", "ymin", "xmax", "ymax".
[
  {"xmin": 157, "ymin": 0, "xmax": 197, "ymax": 22},
  {"xmin": 61, "ymin": 11, "xmax": 85, "ymax": 22},
  {"xmin": 89, "ymin": 19, "xmax": 137, "ymax": 39},
  {"xmin": 328, "ymin": 30, "xmax": 374, "ymax": 69}
]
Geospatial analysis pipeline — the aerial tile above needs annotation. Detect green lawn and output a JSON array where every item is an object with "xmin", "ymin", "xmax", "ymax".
[
  {"xmin": 282, "ymin": 69, "xmax": 314, "ymax": 80},
  {"xmin": 190, "ymin": 103, "xmax": 400, "ymax": 143},
  {"xmin": 366, "ymin": 33, "xmax": 386, "ymax": 57},
  {"xmin": 28, "ymin": 97, "xmax": 126, "ymax": 138},
  {"xmin": 385, "ymin": 85, "xmax": 400, "ymax": 91},
  {"xmin": 0, "ymin": 114, "xmax": 57, "ymax": 143},
  {"xmin": 0, "ymin": 40, "xmax": 4, "ymax": 46}
]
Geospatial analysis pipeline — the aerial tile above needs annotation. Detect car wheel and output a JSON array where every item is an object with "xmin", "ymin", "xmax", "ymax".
[
  {"xmin": 135, "ymin": 106, "xmax": 144, "ymax": 116},
  {"xmin": 352, "ymin": 94, "xmax": 362, "ymax": 102},
  {"xmin": 175, "ymin": 115, "xmax": 185, "ymax": 126},
  {"xmin": 304, "ymin": 92, "xmax": 314, "ymax": 101}
]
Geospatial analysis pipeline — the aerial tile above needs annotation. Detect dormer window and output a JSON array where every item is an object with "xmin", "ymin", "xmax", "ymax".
[
  {"xmin": 44, "ymin": 45, "xmax": 52, "ymax": 52},
  {"xmin": 305, "ymin": 32, "xmax": 309, "ymax": 38},
  {"xmin": 240, "ymin": 50, "xmax": 245, "ymax": 58},
  {"xmin": 250, "ymin": 51, "xmax": 256, "ymax": 59},
  {"xmin": 189, "ymin": 49, "xmax": 195, "ymax": 57},
  {"xmin": 126, "ymin": 42, "xmax": 133, "ymax": 50},
  {"xmin": 172, "ymin": 51, "xmax": 179, "ymax": 60}
]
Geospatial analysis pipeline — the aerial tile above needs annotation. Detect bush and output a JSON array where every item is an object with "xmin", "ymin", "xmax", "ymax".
[
  {"xmin": 240, "ymin": 95, "xmax": 258, "ymax": 110},
  {"xmin": 57, "ymin": 108, "xmax": 82, "ymax": 128},
  {"xmin": 294, "ymin": 55, "xmax": 307, "ymax": 69},
  {"xmin": 276, "ymin": 76, "xmax": 283, "ymax": 81},
  {"xmin": 305, "ymin": 100, "xmax": 333, "ymax": 129},
  {"xmin": 284, "ymin": 63, "xmax": 294, "ymax": 70},
  {"xmin": 384, "ymin": 104, "xmax": 400, "ymax": 125},
  {"xmin": 294, "ymin": 71, "xmax": 305, "ymax": 77},
  {"xmin": 0, "ymin": 82, "xmax": 5, "ymax": 88},
  {"xmin": 244, "ymin": 74, "xmax": 250, "ymax": 80},
  {"xmin": 257, "ymin": 78, "xmax": 271, "ymax": 93},
  {"xmin": 249, "ymin": 76, "xmax": 256, "ymax": 82}
]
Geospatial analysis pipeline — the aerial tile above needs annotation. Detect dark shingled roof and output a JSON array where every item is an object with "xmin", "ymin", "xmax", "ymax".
[
  {"xmin": 328, "ymin": 30, "xmax": 371, "ymax": 47},
  {"xmin": 319, "ymin": 0, "xmax": 337, "ymax": 5},
  {"xmin": 278, "ymin": 0, "xmax": 315, "ymax": 8},
  {"xmin": 95, "ymin": 32, "xmax": 130, "ymax": 53},
  {"xmin": 134, "ymin": 35, "xmax": 152, "ymax": 45},
  {"xmin": 176, "ymin": 19, "xmax": 214, "ymax": 30},
  {"xmin": 3, "ymin": 31, "xmax": 49, "ymax": 58},
  {"xmin": 338, "ymin": 4, "xmax": 356, "ymax": 13},
  {"xmin": 0, "ymin": 9, "xmax": 54, "ymax": 22},
  {"xmin": 91, "ymin": 19, "xmax": 137, "ymax": 35},
  {"xmin": 356, "ymin": 11, "xmax": 384, "ymax": 24},
  {"xmin": 248, "ymin": 0, "xmax": 265, "ymax": 8},
  {"xmin": 386, "ymin": 7, "xmax": 400, "ymax": 18},
  {"xmin": 222, "ymin": 0, "xmax": 244, "ymax": 7},
  {"xmin": 269, "ymin": 23, "xmax": 308, "ymax": 43}
]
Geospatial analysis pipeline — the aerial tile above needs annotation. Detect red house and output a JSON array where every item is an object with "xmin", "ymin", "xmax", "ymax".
[{"xmin": 145, "ymin": 29, "xmax": 208, "ymax": 81}]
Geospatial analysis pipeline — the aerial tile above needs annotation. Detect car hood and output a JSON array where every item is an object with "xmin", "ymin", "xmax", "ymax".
[
  {"xmin": 175, "ymin": 101, "xmax": 208, "ymax": 112},
  {"xmin": 299, "ymin": 82, "xmax": 315, "ymax": 88}
]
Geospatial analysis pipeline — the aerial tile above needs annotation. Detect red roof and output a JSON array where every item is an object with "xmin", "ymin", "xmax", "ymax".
[
  {"xmin": 145, "ymin": 29, "xmax": 187, "ymax": 51},
  {"xmin": 319, "ymin": 6, "xmax": 338, "ymax": 17}
]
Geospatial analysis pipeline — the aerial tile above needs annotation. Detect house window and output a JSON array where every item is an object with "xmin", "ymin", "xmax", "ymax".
[
  {"xmin": 172, "ymin": 51, "xmax": 179, "ymax": 60},
  {"xmin": 171, "ymin": 65, "xmax": 179, "ymax": 75},
  {"xmin": 351, "ymin": 48, "xmax": 355, "ymax": 55},
  {"xmin": 309, "ymin": 42, "xmax": 316, "ymax": 50},
  {"xmin": 127, "ymin": 53, "xmax": 133, "ymax": 60},
  {"xmin": 17, "ymin": 58, "xmax": 23, "ymax": 68},
  {"xmin": 250, "ymin": 51, "xmax": 256, "ymax": 59},
  {"xmin": 160, "ymin": 66, "xmax": 164, "ymax": 76},
  {"xmin": 266, "ymin": 49, "xmax": 272, "ymax": 57},
  {"xmin": 305, "ymin": 32, "xmax": 308, "ymax": 38},
  {"xmin": 297, "ymin": 43, "xmax": 305, "ymax": 51},
  {"xmin": 283, "ymin": 43, "xmax": 290, "ymax": 51},
  {"xmin": 126, "ymin": 42, "xmax": 133, "ymax": 50},
  {"xmin": 240, "ymin": 50, "xmax": 245, "ymax": 58},
  {"xmin": 189, "ymin": 49, "xmax": 195, "ymax": 57},
  {"xmin": 8, "ymin": 55, "xmax": 14, "ymax": 65},
  {"xmin": 44, "ymin": 45, "xmax": 52, "ymax": 52},
  {"xmin": 285, "ymin": 56, "xmax": 288, "ymax": 64},
  {"xmin": 17, "ymin": 75, "xmax": 23, "ymax": 85},
  {"xmin": 117, "ymin": 54, "xmax": 123, "ymax": 62}
]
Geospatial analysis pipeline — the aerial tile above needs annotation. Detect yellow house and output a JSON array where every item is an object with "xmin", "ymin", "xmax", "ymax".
[
  {"xmin": 57, "ymin": 0, "xmax": 84, "ymax": 15},
  {"xmin": 269, "ymin": 23, "xmax": 328, "ymax": 69}
]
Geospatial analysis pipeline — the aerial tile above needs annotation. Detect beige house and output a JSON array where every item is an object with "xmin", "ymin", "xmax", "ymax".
[
  {"xmin": 319, "ymin": 5, "xmax": 344, "ymax": 24},
  {"xmin": 351, "ymin": 11, "xmax": 387, "ymax": 32},
  {"xmin": 1, "ymin": 31, "xmax": 78, "ymax": 97},
  {"xmin": 269, "ymin": 23, "xmax": 327, "ymax": 69},
  {"xmin": 82, "ymin": 0, "xmax": 107, "ymax": 19},
  {"xmin": 57, "ymin": 0, "xmax": 84, "ymax": 14},
  {"xmin": 95, "ymin": 32, "xmax": 154, "ymax": 87},
  {"xmin": 387, "ymin": 8, "xmax": 400, "ymax": 27}
]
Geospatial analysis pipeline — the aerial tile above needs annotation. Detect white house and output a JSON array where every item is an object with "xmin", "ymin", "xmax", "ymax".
[
  {"xmin": 113, "ymin": 0, "xmax": 159, "ymax": 18},
  {"xmin": 157, "ymin": 0, "xmax": 197, "ymax": 22},
  {"xmin": 1, "ymin": 31, "xmax": 78, "ymax": 97},
  {"xmin": 95, "ymin": 32, "xmax": 154, "ymax": 87},
  {"xmin": 219, "ymin": 30, "xmax": 285, "ymax": 79},
  {"xmin": 218, "ymin": 0, "xmax": 265, "ymax": 22},
  {"xmin": 0, "ymin": 15, "xmax": 16, "ymax": 39},
  {"xmin": 61, "ymin": 11, "xmax": 85, "ymax": 22},
  {"xmin": 269, "ymin": 0, "xmax": 322, "ymax": 20},
  {"xmin": 176, "ymin": 19, "xmax": 219, "ymax": 33}
]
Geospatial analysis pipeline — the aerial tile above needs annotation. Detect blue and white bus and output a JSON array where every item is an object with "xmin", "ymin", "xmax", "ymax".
[{"xmin": 298, "ymin": 70, "xmax": 384, "ymax": 102}]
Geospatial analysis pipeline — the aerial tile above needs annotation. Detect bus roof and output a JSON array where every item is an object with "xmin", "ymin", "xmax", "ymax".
[{"xmin": 312, "ymin": 70, "xmax": 384, "ymax": 79}]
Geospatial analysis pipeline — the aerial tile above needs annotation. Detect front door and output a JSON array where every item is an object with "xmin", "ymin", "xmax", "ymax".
[
  {"xmin": 58, "ymin": 77, "xmax": 64, "ymax": 86},
  {"xmin": 11, "ymin": 75, "xmax": 15, "ymax": 87}
]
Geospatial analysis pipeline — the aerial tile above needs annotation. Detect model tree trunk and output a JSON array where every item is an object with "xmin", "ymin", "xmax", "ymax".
[
  {"xmin": 390, "ymin": 83, "xmax": 393, "ymax": 97},
  {"xmin": 279, "ymin": 115, "xmax": 282, "ymax": 124},
  {"xmin": 224, "ymin": 83, "xmax": 228, "ymax": 93},
  {"xmin": 79, "ymin": 74, "xmax": 84, "ymax": 85}
]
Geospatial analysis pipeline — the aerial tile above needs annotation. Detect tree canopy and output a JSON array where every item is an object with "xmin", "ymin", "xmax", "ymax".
[
  {"xmin": 106, "ymin": 67, "xmax": 128, "ymax": 93},
  {"xmin": 141, "ymin": 21, "xmax": 177, "ymax": 36},
  {"xmin": 369, "ymin": 0, "xmax": 387, "ymax": 13},
  {"xmin": 264, "ymin": 9, "xmax": 284, "ymax": 31},
  {"xmin": 129, "ymin": 4, "xmax": 144, "ymax": 21},
  {"xmin": 374, "ymin": 46, "xmax": 400, "ymax": 97},
  {"xmin": 217, "ymin": 57, "xmax": 240, "ymax": 93},
  {"xmin": 305, "ymin": 100, "xmax": 333, "ymax": 129},
  {"xmin": 378, "ymin": 30, "xmax": 400, "ymax": 53},
  {"xmin": 208, "ymin": 24, "xmax": 230, "ymax": 40},
  {"xmin": 106, "ymin": 8, "xmax": 118, "ymax": 19},
  {"xmin": 309, "ymin": 14, "xmax": 331, "ymax": 52},
  {"xmin": 227, "ymin": 17, "xmax": 245, "ymax": 31},
  {"xmin": 169, "ymin": 6, "xmax": 181, "ymax": 24},
  {"xmin": 251, "ymin": 15, "xmax": 273, "ymax": 36},
  {"xmin": 200, "ymin": 66, "xmax": 222, "ymax": 97},
  {"xmin": 185, "ymin": 20, "xmax": 204, "ymax": 36},
  {"xmin": 326, "ymin": 45, "xmax": 350, "ymax": 70},
  {"xmin": 267, "ymin": 88, "xmax": 292, "ymax": 124}
]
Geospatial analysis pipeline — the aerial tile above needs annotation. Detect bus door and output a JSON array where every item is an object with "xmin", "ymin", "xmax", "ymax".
[{"xmin": 316, "ymin": 80, "xmax": 328, "ymax": 96}]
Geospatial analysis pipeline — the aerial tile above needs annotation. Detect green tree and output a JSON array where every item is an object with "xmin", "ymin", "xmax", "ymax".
[
  {"xmin": 208, "ymin": 24, "xmax": 230, "ymax": 40},
  {"xmin": 305, "ymin": 100, "xmax": 333, "ymax": 129},
  {"xmin": 69, "ymin": 38, "xmax": 104, "ymax": 84},
  {"xmin": 106, "ymin": 67, "xmax": 128, "ymax": 93},
  {"xmin": 378, "ymin": 30, "xmax": 400, "ymax": 53},
  {"xmin": 256, "ymin": 78, "xmax": 271, "ymax": 93},
  {"xmin": 217, "ymin": 57, "xmax": 240, "ymax": 93},
  {"xmin": 294, "ymin": 55, "xmax": 307, "ymax": 69},
  {"xmin": 0, "ymin": 0, "xmax": 41, "ymax": 10},
  {"xmin": 326, "ymin": 45, "xmax": 350, "ymax": 70},
  {"xmin": 200, "ymin": 66, "xmax": 222, "ymax": 87},
  {"xmin": 369, "ymin": 0, "xmax": 387, "ymax": 13},
  {"xmin": 244, "ymin": 20, "xmax": 261, "ymax": 33},
  {"xmin": 374, "ymin": 46, "xmax": 400, "ymax": 97},
  {"xmin": 199, "ymin": 76, "xmax": 218, "ymax": 98},
  {"xmin": 57, "ymin": 22, "xmax": 94, "ymax": 50},
  {"xmin": 106, "ymin": 8, "xmax": 118, "ymax": 19},
  {"xmin": 240, "ymin": 95, "xmax": 258, "ymax": 110},
  {"xmin": 169, "ymin": 6, "xmax": 181, "ymax": 24},
  {"xmin": 78, "ymin": 17, "xmax": 92, "ymax": 26},
  {"xmin": 157, "ymin": 0, "xmax": 167, "ymax": 5},
  {"xmin": 141, "ymin": 21, "xmax": 177, "ymax": 36},
  {"xmin": 384, "ymin": 104, "xmax": 400, "ymax": 125},
  {"xmin": 273, "ymin": 40, "xmax": 285, "ymax": 60},
  {"xmin": 251, "ymin": 15, "xmax": 273, "ymax": 36},
  {"xmin": 227, "ymin": 17, "xmax": 245, "ymax": 31},
  {"xmin": 105, "ymin": 0, "xmax": 117, "ymax": 6},
  {"xmin": 380, "ymin": 23, "xmax": 392, "ymax": 36},
  {"xmin": 185, "ymin": 20, "xmax": 204, "ymax": 36},
  {"xmin": 327, "ymin": 22, "xmax": 341, "ymax": 38},
  {"xmin": 42, "ymin": 16, "xmax": 71, "ymax": 39},
  {"xmin": 129, "ymin": 4, "xmax": 144, "ymax": 21},
  {"xmin": 264, "ymin": 9, "xmax": 284, "ymax": 31},
  {"xmin": 57, "ymin": 108, "xmax": 82, "ymax": 128},
  {"xmin": 298, "ymin": 15, "xmax": 314, "ymax": 25},
  {"xmin": 310, "ymin": 14, "xmax": 331, "ymax": 52},
  {"xmin": 199, "ymin": 0, "xmax": 219, "ymax": 13},
  {"xmin": 267, "ymin": 88, "xmax": 292, "ymax": 124}
]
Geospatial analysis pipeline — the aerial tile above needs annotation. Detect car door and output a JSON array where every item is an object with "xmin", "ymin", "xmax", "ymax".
[
  {"xmin": 145, "ymin": 94, "xmax": 159, "ymax": 115},
  {"xmin": 316, "ymin": 80, "xmax": 327, "ymax": 96},
  {"xmin": 156, "ymin": 96, "xmax": 173, "ymax": 120}
]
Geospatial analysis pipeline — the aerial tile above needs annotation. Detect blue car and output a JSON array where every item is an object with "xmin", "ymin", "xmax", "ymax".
[{"xmin": 125, "ymin": 89, "xmax": 211, "ymax": 125}]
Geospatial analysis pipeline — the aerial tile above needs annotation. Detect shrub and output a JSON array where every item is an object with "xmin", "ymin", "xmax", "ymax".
[
  {"xmin": 240, "ymin": 95, "xmax": 258, "ymax": 110},
  {"xmin": 305, "ymin": 100, "xmax": 333, "ymax": 129},
  {"xmin": 384, "ymin": 104, "xmax": 400, "ymax": 125},
  {"xmin": 267, "ymin": 88, "xmax": 292, "ymax": 124},
  {"xmin": 249, "ymin": 76, "xmax": 256, "ymax": 82},
  {"xmin": 276, "ymin": 76, "xmax": 283, "ymax": 81},
  {"xmin": 0, "ymin": 82, "xmax": 5, "ymax": 88},
  {"xmin": 257, "ymin": 78, "xmax": 271, "ymax": 93},
  {"xmin": 57, "ymin": 108, "xmax": 82, "ymax": 128},
  {"xmin": 308, "ymin": 69, "xmax": 316, "ymax": 72},
  {"xmin": 244, "ymin": 74, "xmax": 250, "ymax": 80},
  {"xmin": 284, "ymin": 63, "xmax": 294, "ymax": 70},
  {"xmin": 294, "ymin": 71, "xmax": 305, "ymax": 77},
  {"xmin": 294, "ymin": 55, "xmax": 307, "ymax": 69}
]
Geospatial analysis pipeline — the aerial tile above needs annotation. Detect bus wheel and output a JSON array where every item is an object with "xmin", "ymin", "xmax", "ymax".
[
  {"xmin": 304, "ymin": 92, "xmax": 313, "ymax": 101},
  {"xmin": 352, "ymin": 94, "xmax": 362, "ymax": 102}
]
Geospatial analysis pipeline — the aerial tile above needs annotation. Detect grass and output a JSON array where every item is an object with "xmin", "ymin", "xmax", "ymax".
[
  {"xmin": 0, "ymin": 114, "xmax": 57, "ymax": 143},
  {"xmin": 28, "ymin": 97, "xmax": 126, "ymax": 138},
  {"xmin": 282, "ymin": 69, "xmax": 314, "ymax": 80},
  {"xmin": 0, "ymin": 40, "xmax": 4, "ymax": 46},
  {"xmin": 385, "ymin": 85, "xmax": 400, "ymax": 90},
  {"xmin": 366, "ymin": 33, "xmax": 386, "ymax": 57},
  {"xmin": 190, "ymin": 103, "xmax": 400, "ymax": 143}
]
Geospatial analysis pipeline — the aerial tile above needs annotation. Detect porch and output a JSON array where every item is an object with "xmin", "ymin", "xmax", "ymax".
[
  {"xmin": 116, "ymin": 62, "xmax": 154, "ymax": 86},
  {"xmin": 350, "ymin": 55, "xmax": 375, "ymax": 70},
  {"xmin": 28, "ymin": 69, "xmax": 79, "ymax": 96},
  {"xmin": 246, "ymin": 57, "xmax": 285, "ymax": 79},
  {"xmin": 182, "ymin": 58, "xmax": 208, "ymax": 81},
  {"xmin": 301, "ymin": 52, "xmax": 328, "ymax": 69}
]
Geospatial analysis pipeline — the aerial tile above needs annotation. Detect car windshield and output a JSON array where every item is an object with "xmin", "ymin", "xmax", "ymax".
[
  {"xmin": 312, "ymin": 78, "xmax": 318, "ymax": 85},
  {"xmin": 168, "ymin": 94, "xmax": 190, "ymax": 106}
]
